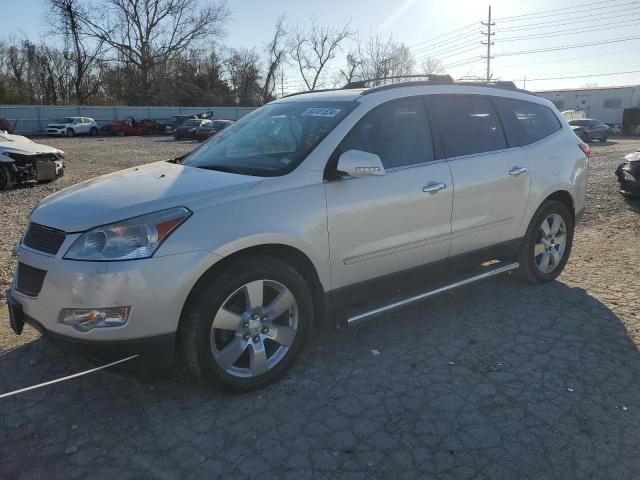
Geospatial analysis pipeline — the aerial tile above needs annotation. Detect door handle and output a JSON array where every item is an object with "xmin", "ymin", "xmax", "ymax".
[
  {"xmin": 508, "ymin": 166, "xmax": 528, "ymax": 177},
  {"xmin": 422, "ymin": 182, "xmax": 447, "ymax": 194}
]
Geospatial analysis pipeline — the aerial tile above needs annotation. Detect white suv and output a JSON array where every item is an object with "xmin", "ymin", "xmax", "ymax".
[
  {"xmin": 46, "ymin": 117, "xmax": 99, "ymax": 137},
  {"xmin": 8, "ymin": 78, "xmax": 589, "ymax": 391}
]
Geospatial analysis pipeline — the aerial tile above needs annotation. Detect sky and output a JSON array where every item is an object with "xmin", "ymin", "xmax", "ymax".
[{"xmin": 3, "ymin": 0, "xmax": 640, "ymax": 94}]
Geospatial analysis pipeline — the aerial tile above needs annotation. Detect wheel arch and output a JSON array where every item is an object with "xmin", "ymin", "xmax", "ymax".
[
  {"xmin": 545, "ymin": 190, "xmax": 575, "ymax": 222},
  {"xmin": 178, "ymin": 243, "xmax": 328, "ymax": 338}
]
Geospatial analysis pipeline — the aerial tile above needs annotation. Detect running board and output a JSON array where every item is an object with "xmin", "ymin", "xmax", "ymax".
[{"xmin": 347, "ymin": 261, "xmax": 519, "ymax": 327}]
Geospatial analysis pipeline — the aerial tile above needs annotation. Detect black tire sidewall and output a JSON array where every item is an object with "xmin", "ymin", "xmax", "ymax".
[
  {"xmin": 519, "ymin": 200, "xmax": 574, "ymax": 283},
  {"xmin": 183, "ymin": 256, "xmax": 313, "ymax": 392},
  {"xmin": 67, "ymin": 128, "xmax": 74, "ymax": 137}
]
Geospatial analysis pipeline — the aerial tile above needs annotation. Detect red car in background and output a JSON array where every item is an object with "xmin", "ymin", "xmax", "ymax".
[
  {"xmin": 0, "ymin": 118, "xmax": 14, "ymax": 133},
  {"xmin": 102, "ymin": 116, "xmax": 159, "ymax": 136}
]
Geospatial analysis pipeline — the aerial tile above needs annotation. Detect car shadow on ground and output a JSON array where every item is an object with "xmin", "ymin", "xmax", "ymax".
[
  {"xmin": 622, "ymin": 195, "xmax": 640, "ymax": 214},
  {"xmin": 2, "ymin": 277, "xmax": 640, "ymax": 479}
]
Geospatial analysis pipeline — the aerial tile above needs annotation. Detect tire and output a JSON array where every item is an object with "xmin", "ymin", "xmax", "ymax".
[
  {"xmin": 66, "ymin": 128, "xmax": 75, "ymax": 137},
  {"xmin": 0, "ymin": 165, "xmax": 15, "ymax": 190},
  {"xmin": 117, "ymin": 131, "xmax": 125, "ymax": 137},
  {"xmin": 517, "ymin": 200, "xmax": 574, "ymax": 284},
  {"xmin": 90, "ymin": 127, "xmax": 98, "ymax": 136},
  {"xmin": 600, "ymin": 136, "xmax": 608, "ymax": 142},
  {"xmin": 179, "ymin": 255, "xmax": 313, "ymax": 392}
]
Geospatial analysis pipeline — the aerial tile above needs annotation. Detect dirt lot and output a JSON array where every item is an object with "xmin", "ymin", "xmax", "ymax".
[{"xmin": 1, "ymin": 136, "xmax": 640, "ymax": 479}]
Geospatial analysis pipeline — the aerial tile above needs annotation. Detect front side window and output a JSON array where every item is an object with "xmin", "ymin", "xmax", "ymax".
[
  {"xmin": 431, "ymin": 95, "xmax": 507, "ymax": 157},
  {"xmin": 339, "ymin": 96, "xmax": 434, "ymax": 169},
  {"xmin": 494, "ymin": 98, "xmax": 562, "ymax": 146},
  {"xmin": 182, "ymin": 101, "xmax": 355, "ymax": 177}
]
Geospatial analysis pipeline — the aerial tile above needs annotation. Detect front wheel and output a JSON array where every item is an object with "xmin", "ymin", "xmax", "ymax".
[
  {"xmin": 517, "ymin": 200, "xmax": 574, "ymax": 284},
  {"xmin": 66, "ymin": 128, "xmax": 75, "ymax": 137},
  {"xmin": 0, "ymin": 165, "xmax": 15, "ymax": 190},
  {"xmin": 180, "ymin": 256, "xmax": 312, "ymax": 392}
]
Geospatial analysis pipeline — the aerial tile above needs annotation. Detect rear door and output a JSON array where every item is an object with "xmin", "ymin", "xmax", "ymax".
[
  {"xmin": 429, "ymin": 94, "xmax": 531, "ymax": 256},
  {"xmin": 325, "ymin": 96, "xmax": 453, "ymax": 290}
]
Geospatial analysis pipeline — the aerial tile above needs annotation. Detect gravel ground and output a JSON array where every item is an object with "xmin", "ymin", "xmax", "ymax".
[{"xmin": 1, "ymin": 136, "xmax": 640, "ymax": 479}]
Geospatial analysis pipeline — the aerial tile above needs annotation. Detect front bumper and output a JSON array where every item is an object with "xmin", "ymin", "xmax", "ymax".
[
  {"xmin": 46, "ymin": 128, "xmax": 67, "ymax": 136},
  {"xmin": 10, "ymin": 243, "xmax": 217, "ymax": 340},
  {"xmin": 615, "ymin": 162, "xmax": 640, "ymax": 196},
  {"xmin": 7, "ymin": 291, "xmax": 175, "ymax": 369}
]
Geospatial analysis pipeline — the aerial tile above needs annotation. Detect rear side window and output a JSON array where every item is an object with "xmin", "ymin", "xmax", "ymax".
[
  {"xmin": 340, "ymin": 96, "xmax": 434, "ymax": 169},
  {"xmin": 494, "ymin": 98, "xmax": 562, "ymax": 146},
  {"xmin": 430, "ymin": 95, "xmax": 507, "ymax": 157}
]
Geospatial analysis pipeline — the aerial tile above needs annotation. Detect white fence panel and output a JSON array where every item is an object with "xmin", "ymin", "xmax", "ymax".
[{"xmin": 0, "ymin": 105, "xmax": 257, "ymax": 134}]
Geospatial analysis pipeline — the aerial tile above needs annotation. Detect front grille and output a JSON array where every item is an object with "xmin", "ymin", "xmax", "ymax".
[
  {"xmin": 23, "ymin": 223, "xmax": 67, "ymax": 255},
  {"xmin": 16, "ymin": 263, "xmax": 47, "ymax": 297}
]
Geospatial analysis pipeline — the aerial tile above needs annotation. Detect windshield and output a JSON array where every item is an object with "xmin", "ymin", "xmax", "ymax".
[
  {"xmin": 183, "ymin": 119, "xmax": 201, "ymax": 126},
  {"xmin": 52, "ymin": 117, "xmax": 76, "ymax": 124},
  {"xmin": 181, "ymin": 101, "xmax": 356, "ymax": 177},
  {"xmin": 569, "ymin": 120, "xmax": 588, "ymax": 127}
]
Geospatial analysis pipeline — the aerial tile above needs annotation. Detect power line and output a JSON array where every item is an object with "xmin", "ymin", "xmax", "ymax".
[
  {"xmin": 496, "ymin": 34, "xmax": 640, "ymax": 57},
  {"xmin": 498, "ymin": 7, "xmax": 640, "ymax": 33},
  {"xmin": 524, "ymin": 69, "xmax": 640, "ymax": 82},
  {"xmin": 499, "ymin": 16, "xmax": 640, "ymax": 42},
  {"xmin": 495, "ymin": 0, "xmax": 638, "ymax": 22},
  {"xmin": 495, "ymin": 47, "xmax": 640, "ymax": 70}
]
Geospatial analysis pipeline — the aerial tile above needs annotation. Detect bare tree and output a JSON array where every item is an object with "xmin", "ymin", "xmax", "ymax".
[
  {"xmin": 47, "ymin": 0, "xmax": 104, "ymax": 104},
  {"xmin": 78, "ymin": 0, "xmax": 230, "ymax": 103},
  {"xmin": 339, "ymin": 51, "xmax": 361, "ymax": 85},
  {"xmin": 260, "ymin": 14, "xmax": 287, "ymax": 102},
  {"xmin": 421, "ymin": 57, "xmax": 443, "ymax": 75},
  {"xmin": 290, "ymin": 19, "xmax": 352, "ymax": 91},
  {"xmin": 348, "ymin": 32, "xmax": 415, "ymax": 86},
  {"xmin": 226, "ymin": 48, "xmax": 262, "ymax": 106}
]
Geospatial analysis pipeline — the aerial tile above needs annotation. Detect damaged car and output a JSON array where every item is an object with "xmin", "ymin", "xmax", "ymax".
[
  {"xmin": 616, "ymin": 151, "xmax": 640, "ymax": 196},
  {"xmin": 0, "ymin": 132, "xmax": 64, "ymax": 190}
]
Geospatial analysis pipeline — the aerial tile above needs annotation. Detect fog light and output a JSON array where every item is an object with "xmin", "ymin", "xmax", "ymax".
[{"xmin": 59, "ymin": 307, "xmax": 130, "ymax": 332}]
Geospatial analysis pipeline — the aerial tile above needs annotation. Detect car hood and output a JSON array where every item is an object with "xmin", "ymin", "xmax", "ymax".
[
  {"xmin": 31, "ymin": 161, "xmax": 263, "ymax": 232},
  {"xmin": 571, "ymin": 125, "xmax": 584, "ymax": 131},
  {"xmin": 0, "ymin": 140, "xmax": 63, "ymax": 157}
]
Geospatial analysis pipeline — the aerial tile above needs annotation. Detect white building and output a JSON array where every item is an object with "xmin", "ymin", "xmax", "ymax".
[{"xmin": 535, "ymin": 85, "xmax": 640, "ymax": 125}]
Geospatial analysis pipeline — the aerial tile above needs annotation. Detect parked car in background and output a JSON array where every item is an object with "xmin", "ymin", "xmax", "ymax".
[
  {"xmin": 174, "ymin": 119, "xmax": 214, "ymax": 140},
  {"xmin": 195, "ymin": 119, "xmax": 234, "ymax": 141},
  {"xmin": 46, "ymin": 117, "xmax": 98, "ymax": 137},
  {"xmin": 103, "ymin": 117, "xmax": 159, "ymax": 136},
  {"xmin": 0, "ymin": 131, "xmax": 64, "ymax": 190},
  {"xmin": 569, "ymin": 119, "xmax": 609, "ymax": 142},
  {"xmin": 6, "ymin": 78, "xmax": 589, "ymax": 391},
  {"xmin": 157, "ymin": 114, "xmax": 197, "ymax": 135},
  {"xmin": 0, "ymin": 118, "xmax": 14, "ymax": 133}
]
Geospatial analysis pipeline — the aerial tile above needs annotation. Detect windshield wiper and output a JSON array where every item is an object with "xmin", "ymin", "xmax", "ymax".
[{"xmin": 196, "ymin": 164, "xmax": 246, "ymax": 175}]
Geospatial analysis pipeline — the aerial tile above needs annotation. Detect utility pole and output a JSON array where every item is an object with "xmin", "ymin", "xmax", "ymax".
[
  {"xmin": 523, "ymin": 75, "xmax": 527, "ymax": 89},
  {"xmin": 481, "ymin": 5, "xmax": 495, "ymax": 81},
  {"xmin": 381, "ymin": 58, "xmax": 391, "ymax": 83}
]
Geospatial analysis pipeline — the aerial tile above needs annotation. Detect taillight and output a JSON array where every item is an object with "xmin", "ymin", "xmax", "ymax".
[{"xmin": 579, "ymin": 143, "xmax": 591, "ymax": 159}]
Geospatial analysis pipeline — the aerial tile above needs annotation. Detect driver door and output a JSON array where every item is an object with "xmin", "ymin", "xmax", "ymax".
[{"xmin": 325, "ymin": 96, "xmax": 453, "ymax": 290}]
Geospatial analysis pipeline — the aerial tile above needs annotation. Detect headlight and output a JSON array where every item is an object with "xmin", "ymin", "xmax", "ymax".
[{"xmin": 64, "ymin": 207, "xmax": 191, "ymax": 261}]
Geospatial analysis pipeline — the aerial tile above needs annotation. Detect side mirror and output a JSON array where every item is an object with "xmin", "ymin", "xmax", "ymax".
[{"xmin": 336, "ymin": 149, "xmax": 386, "ymax": 177}]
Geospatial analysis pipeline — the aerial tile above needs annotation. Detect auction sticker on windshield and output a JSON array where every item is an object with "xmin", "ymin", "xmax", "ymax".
[{"xmin": 301, "ymin": 108, "xmax": 342, "ymax": 118}]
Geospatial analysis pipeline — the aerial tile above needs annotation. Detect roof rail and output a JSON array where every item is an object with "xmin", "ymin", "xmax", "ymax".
[
  {"xmin": 282, "ymin": 88, "xmax": 341, "ymax": 98},
  {"xmin": 346, "ymin": 74, "xmax": 454, "ymax": 91}
]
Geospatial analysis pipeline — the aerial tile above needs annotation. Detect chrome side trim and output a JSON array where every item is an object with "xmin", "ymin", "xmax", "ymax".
[
  {"xmin": 347, "ymin": 261, "xmax": 519, "ymax": 327},
  {"xmin": 451, "ymin": 217, "xmax": 513, "ymax": 238},
  {"xmin": 343, "ymin": 233, "xmax": 450, "ymax": 265}
]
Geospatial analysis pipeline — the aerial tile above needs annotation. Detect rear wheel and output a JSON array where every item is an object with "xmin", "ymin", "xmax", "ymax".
[
  {"xmin": 0, "ymin": 165, "xmax": 15, "ymax": 190},
  {"xmin": 90, "ymin": 127, "xmax": 98, "ymax": 136},
  {"xmin": 517, "ymin": 200, "xmax": 574, "ymax": 284},
  {"xmin": 180, "ymin": 256, "xmax": 312, "ymax": 392}
]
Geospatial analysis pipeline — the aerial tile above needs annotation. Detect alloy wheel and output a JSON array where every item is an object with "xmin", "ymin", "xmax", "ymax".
[
  {"xmin": 210, "ymin": 279, "xmax": 298, "ymax": 378},
  {"xmin": 534, "ymin": 213, "xmax": 567, "ymax": 274}
]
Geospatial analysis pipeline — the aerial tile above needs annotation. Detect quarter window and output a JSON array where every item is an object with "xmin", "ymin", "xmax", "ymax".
[
  {"xmin": 431, "ymin": 95, "xmax": 507, "ymax": 157},
  {"xmin": 340, "ymin": 97, "xmax": 434, "ymax": 169},
  {"xmin": 494, "ymin": 98, "xmax": 562, "ymax": 146}
]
